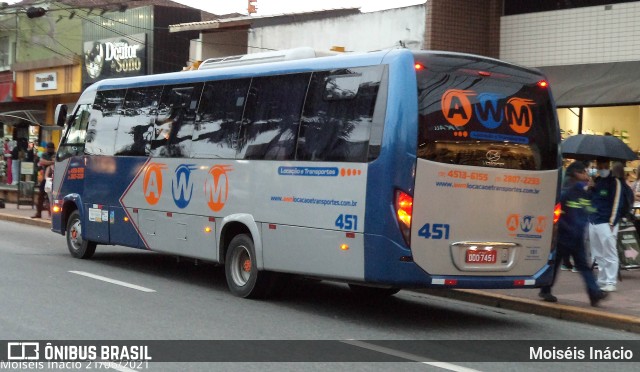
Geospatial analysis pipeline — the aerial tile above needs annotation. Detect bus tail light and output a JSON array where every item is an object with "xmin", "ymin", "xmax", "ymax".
[
  {"xmin": 553, "ymin": 203, "xmax": 561, "ymax": 224},
  {"xmin": 395, "ymin": 190, "xmax": 413, "ymax": 245}
]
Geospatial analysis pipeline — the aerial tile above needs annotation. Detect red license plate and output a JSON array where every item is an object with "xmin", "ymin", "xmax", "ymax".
[{"xmin": 465, "ymin": 249, "xmax": 497, "ymax": 264}]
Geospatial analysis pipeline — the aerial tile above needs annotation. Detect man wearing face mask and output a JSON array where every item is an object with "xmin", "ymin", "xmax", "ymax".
[{"xmin": 588, "ymin": 159, "xmax": 626, "ymax": 292}]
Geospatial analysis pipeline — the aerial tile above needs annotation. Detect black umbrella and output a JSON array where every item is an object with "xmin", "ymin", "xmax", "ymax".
[{"xmin": 561, "ymin": 134, "xmax": 638, "ymax": 161}]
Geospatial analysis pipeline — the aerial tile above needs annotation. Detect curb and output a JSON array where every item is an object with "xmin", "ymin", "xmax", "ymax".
[
  {"xmin": 0, "ymin": 212, "xmax": 51, "ymax": 229},
  {"xmin": 420, "ymin": 288, "xmax": 640, "ymax": 334}
]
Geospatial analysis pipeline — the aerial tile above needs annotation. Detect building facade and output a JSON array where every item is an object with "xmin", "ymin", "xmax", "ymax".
[
  {"xmin": 170, "ymin": 1, "xmax": 502, "ymax": 61},
  {"xmin": 1, "ymin": 0, "xmax": 203, "ymax": 150},
  {"xmin": 0, "ymin": 0, "xmax": 204, "ymax": 185},
  {"xmin": 172, "ymin": 0, "xmax": 640, "ymax": 159},
  {"xmin": 501, "ymin": 0, "xmax": 640, "ymax": 155},
  {"xmin": 4, "ymin": 0, "xmax": 637, "ymax": 162}
]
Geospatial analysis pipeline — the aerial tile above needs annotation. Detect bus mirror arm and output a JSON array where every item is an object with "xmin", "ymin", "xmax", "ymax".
[{"xmin": 54, "ymin": 104, "xmax": 68, "ymax": 127}]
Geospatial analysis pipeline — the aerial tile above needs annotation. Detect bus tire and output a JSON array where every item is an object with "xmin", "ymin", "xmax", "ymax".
[
  {"xmin": 225, "ymin": 234, "xmax": 271, "ymax": 299},
  {"xmin": 348, "ymin": 284, "xmax": 400, "ymax": 297},
  {"xmin": 66, "ymin": 210, "xmax": 97, "ymax": 259}
]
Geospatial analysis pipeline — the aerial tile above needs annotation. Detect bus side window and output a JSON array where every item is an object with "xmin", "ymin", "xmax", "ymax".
[
  {"xmin": 85, "ymin": 89, "xmax": 125, "ymax": 156},
  {"xmin": 152, "ymin": 83, "xmax": 202, "ymax": 158},
  {"xmin": 114, "ymin": 86, "xmax": 162, "ymax": 156},
  {"xmin": 57, "ymin": 104, "xmax": 91, "ymax": 161},
  {"xmin": 191, "ymin": 79, "xmax": 250, "ymax": 159},
  {"xmin": 238, "ymin": 73, "xmax": 311, "ymax": 160},
  {"xmin": 297, "ymin": 66, "xmax": 383, "ymax": 162}
]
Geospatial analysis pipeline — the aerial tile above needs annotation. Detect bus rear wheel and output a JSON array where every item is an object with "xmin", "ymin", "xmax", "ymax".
[
  {"xmin": 66, "ymin": 210, "xmax": 97, "ymax": 259},
  {"xmin": 225, "ymin": 234, "xmax": 272, "ymax": 299}
]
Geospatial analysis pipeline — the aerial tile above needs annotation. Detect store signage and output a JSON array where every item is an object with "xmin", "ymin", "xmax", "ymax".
[
  {"xmin": 83, "ymin": 33, "xmax": 147, "ymax": 83},
  {"xmin": 34, "ymin": 72, "xmax": 57, "ymax": 91}
]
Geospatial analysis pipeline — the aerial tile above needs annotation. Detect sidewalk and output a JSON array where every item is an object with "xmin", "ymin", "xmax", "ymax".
[
  {"xmin": 0, "ymin": 201, "xmax": 638, "ymax": 333},
  {"xmin": 0, "ymin": 201, "xmax": 51, "ymax": 228},
  {"xmin": 422, "ymin": 267, "xmax": 640, "ymax": 333}
]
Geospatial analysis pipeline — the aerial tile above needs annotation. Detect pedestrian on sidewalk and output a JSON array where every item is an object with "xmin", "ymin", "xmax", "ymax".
[
  {"xmin": 539, "ymin": 161, "xmax": 608, "ymax": 306},
  {"xmin": 2, "ymin": 138, "xmax": 11, "ymax": 184},
  {"xmin": 10, "ymin": 138, "xmax": 27, "ymax": 185},
  {"xmin": 31, "ymin": 142, "xmax": 55, "ymax": 219},
  {"xmin": 631, "ymin": 164, "xmax": 640, "ymax": 232},
  {"xmin": 588, "ymin": 160, "xmax": 630, "ymax": 293}
]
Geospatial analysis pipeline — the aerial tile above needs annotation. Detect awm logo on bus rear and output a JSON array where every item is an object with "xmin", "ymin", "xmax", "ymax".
[
  {"xmin": 442, "ymin": 89, "xmax": 535, "ymax": 134},
  {"xmin": 506, "ymin": 213, "xmax": 547, "ymax": 239}
]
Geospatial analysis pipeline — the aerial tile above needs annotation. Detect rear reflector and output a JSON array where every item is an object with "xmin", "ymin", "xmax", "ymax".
[{"xmin": 432, "ymin": 279, "xmax": 458, "ymax": 286}]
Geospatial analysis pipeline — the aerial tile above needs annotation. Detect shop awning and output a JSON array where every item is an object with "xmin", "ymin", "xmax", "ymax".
[
  {"xmin": 539, "ymin": 61, "xmax": 640, "ymax": 108},
  {"xmin": 0, "ymin": 110, "xmax": 45, "ymax": 126}
]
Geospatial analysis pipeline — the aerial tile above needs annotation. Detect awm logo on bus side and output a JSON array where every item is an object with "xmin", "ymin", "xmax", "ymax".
[
  {"xmin": 205, "ymin": 165, "xmax": 233, "ymax": 212},
  {"xmin": 506, "ymin": 214, "xmax": 547, "ymax": 239},
  {"xmin": 441, "ymin": 89, "xmax": 535, "ymax": 134},
  {"xmin": 143, "ymin": 162, "xmax": 167, "ymax": 205},
  {"xmin": 172, "ymin": 164, "xmax": 197, "ymax": 209}
]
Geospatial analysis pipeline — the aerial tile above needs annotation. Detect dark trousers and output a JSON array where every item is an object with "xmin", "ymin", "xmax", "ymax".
[
  {"xmin": 34, "ymin": 179, "xmax": 47, "ymax": 216},
  {"xmin": 541, "ymin": 235, "xmax": 601, "ymax": 299}
]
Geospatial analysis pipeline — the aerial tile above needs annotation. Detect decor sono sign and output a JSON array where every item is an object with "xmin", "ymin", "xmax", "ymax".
[{"xmin": 83, "ymin": 33, "xmax": 147, "ymax": 82}]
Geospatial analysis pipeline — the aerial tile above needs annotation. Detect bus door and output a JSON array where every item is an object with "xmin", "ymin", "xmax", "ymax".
[
  {"xmin": 410, "ymin": 53, "xmax": 560, "ymax": 277},
  {"xmin": 83, "ymin": 90, "xmax": 125, "ymax": 245},
  {"xmin": 54, "ymin": 103, "xmax": 91, "ymax": 234}
]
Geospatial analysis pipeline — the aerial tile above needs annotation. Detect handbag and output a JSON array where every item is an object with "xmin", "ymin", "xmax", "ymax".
[{"xmin": 44, "ymin": 177, "xmax": 53, "ymax": 194}]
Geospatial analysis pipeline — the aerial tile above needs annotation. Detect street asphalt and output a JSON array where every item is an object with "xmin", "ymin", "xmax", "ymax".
[{"xmin": 1, "ymin": 201, "xmax": 638, "ymax": 334}]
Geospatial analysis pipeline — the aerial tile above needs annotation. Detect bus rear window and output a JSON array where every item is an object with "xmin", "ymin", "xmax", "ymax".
[{"xmin": 414, "ymin": 53, "xmax": 559, "ymax": 171}]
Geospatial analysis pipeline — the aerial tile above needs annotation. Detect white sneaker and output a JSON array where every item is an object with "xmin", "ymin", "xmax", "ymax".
[{"xmin": 600, "ymin": 284, "xmax": 617, "ymax": 292}]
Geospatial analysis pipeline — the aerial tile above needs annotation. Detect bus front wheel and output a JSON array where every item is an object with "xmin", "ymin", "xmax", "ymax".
[
  {"xmin": 225, "ymin": 234, "xmax": 272, "ymax": 299},
  {"xmin": 66, "ymin": 210, "xmax": 97, "ymax": 259}
]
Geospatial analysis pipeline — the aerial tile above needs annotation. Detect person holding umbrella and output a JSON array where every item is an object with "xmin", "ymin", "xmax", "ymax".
[
  {"xmin": 588, "ymin": 159, "xmax": 631, "ymax": 292},
  {"xmin": 539, "ymin": 161, "xmax": 608, "ymax": 306},
  {"xmin": 561, "ymin": 133, "xmax": 638, "ymax": 292}
]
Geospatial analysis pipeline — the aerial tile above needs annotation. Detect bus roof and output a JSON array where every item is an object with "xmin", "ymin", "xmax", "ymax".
[
  {"xmin": 198, "ymin": 47, "xmax": 323, "ymax": 70},
  {"xmin": 87, "ymin": 48, "xmax": 545, "ymax": 93},
  {"xmin": 90, "ymin": 48, "xmax": 402, "ymax": 91}
]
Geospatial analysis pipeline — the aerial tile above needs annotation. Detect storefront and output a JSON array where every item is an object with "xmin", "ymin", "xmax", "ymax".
[
  {"xmin": 543, "ymin": 62, "xmax": 640, "ymax": 147},
  {"xmin": 542, "ymin": 62, "xmax": 640, "ymax": 175},
  {"xmin": 13, "ymin": 61, "xmax": 81, "ymax": 149},
  {"xmin": 0, "ymin": 69, "xmax": 53, "ymax": 185}
]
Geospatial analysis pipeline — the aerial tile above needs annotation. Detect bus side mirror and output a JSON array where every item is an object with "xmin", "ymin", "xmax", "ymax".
[{"xmin": 54, "ymin": 104, "xmax": 68, "ymax": 127}]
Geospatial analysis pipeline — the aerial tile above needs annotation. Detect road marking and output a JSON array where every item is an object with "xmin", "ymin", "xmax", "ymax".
[
  {"xmin": 69, "ymin": 271, "xmax": 156, "ymax": 292},
  {"xmin": 342, "ymin": 340, "xmax": 482, "ymax": 372},
  {"xmin": 100, "ymin": 362, "xmax": 139, "ymax": 372}
]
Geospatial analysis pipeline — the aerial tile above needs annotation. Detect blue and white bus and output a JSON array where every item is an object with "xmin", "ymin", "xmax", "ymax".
[{"xmin": 51, "ymin": 48, "xmax": 562, "ymax": 298}]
